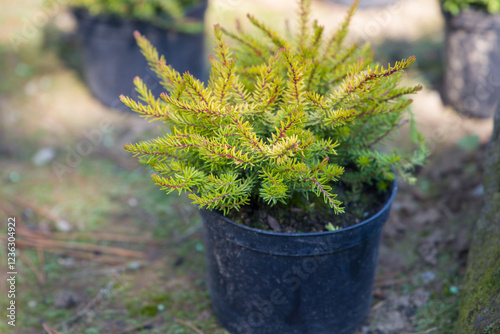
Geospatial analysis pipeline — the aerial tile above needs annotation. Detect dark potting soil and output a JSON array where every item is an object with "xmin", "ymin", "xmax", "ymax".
[{"xmin": 227, "ymin": 183, "xmax": 391, "ymax": 233}]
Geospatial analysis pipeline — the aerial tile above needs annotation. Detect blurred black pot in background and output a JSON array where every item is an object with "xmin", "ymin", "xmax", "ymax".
[{"xmin": 73, "ymin": 1, "xmax": 207, "ymax": 111}]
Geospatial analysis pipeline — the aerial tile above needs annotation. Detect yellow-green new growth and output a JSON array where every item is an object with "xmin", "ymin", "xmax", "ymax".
[{"xmin": 122, "ymin": 0, "xmax": 426, "ymax": 216}]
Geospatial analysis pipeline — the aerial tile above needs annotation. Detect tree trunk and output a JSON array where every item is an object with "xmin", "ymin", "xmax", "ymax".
[{"xmin": 456, "ymin": 107, "xmax": 500, "ymax": 333}]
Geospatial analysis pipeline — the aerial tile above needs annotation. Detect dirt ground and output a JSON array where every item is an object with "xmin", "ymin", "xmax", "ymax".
[{"xmin": 0, "ymin": 0, "xmax": 494, "ymax": 333}]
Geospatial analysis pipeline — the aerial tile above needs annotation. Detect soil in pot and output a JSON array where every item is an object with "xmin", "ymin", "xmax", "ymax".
[
  {"xmin": 443, "ymin": 7, "xmax": 500, "ymax": 118},
  {"xmin": 200, "ymin": 180, "xmax": 397, "ymax": 334},
  {"xmin": 73, "ymin": 1, "xmax": 208, "ymax": 111},
  {"xmin": 230, "ymin": 181, "xmax": 391, "ymax": 233}
]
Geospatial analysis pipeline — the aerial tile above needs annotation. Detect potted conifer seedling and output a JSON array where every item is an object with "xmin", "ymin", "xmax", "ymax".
[
  {"xmin": 121, "ymin": 0, "xmax": 427, "ymax": 333},
  {"xmin": 441, "ymin": 0, "xmax": 500, "ymax": 118},
  {"xmin": 50, "ymin": 0, "xmax": 208, "ymax": 110}
]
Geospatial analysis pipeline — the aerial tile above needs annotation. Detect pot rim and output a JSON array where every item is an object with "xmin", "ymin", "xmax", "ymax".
[{"xmin": 202, "ymin": 177, "xmax": 398, "ymax": 238}]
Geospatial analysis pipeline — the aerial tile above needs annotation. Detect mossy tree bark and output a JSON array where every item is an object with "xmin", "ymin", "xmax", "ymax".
[{"xmin": 456, "ymin": 107, "xmax": 500, "ymax": 333}]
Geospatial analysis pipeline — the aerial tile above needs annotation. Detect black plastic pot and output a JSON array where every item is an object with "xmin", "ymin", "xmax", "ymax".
[
  {"xmin": 73, "ymin": 1, "xmax": 207, "ymax": 111},
  {"xmin": 200, "ymin": 180, "xmax": 397, "ymax": 334},
  {"xmin": 443, "ymin": 8, "xmax": 500, "ymax": 118}
]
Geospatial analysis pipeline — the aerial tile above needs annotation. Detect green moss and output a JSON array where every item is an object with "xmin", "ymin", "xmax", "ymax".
[{"xmin": 456, "ymin": 193, "xmax": 500, "ymax": 333}]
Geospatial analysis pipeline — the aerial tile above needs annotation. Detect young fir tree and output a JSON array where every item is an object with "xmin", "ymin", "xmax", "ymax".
[{"xmin": 121, "ymin": 0, "xmax": 427, "ymax": 229}]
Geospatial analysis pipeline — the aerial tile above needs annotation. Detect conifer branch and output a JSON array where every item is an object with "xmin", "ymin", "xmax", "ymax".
[
  {"xmin": 312, "ymin": 179, "xmax": 343, "ymax": 213},
  {"xmin": 162, "ymin": 94, "xmax": 228, "ymax": 118},
  {"xmin": 309, "ymin": 20, "xmax": 324, "ymax": 51},
  {"xmin": 297, "ymin": 0, "xmax": 312, "ymax": 49},
  {"xmin": 120, "ymin": 94, "xmax": 170, "ymax": 121},
  {"xmin": 316, "ymin": 43, "xmax": 360, "ymax": 91},
  {"xmin": 322, "ymin": 0, "xmax": 359, "ymax": 59},
  {"xmin": 232, "ymin": 82, "xmax": 250, "ymax": 104},
  {"xmin": 183, "ymin": 74, "xmax": 210, "ymax": 105},
  {"xmin": 281, "ymin": 48, "xmax": 305, "ymax": 105},
  {"xmin": 220, "ymin": 27, "xmax": 268, "ymax": 63},
  {"xmin": 231, "ymin": 115, "xmax": 265, "ymax": 154},
  {"xmin": 365, "ymin": 119, "xmax": 409, "ymax": 149},
  {"xmin": 246, "ymin": 14, "xmax": 290, "ymax": 48}
]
